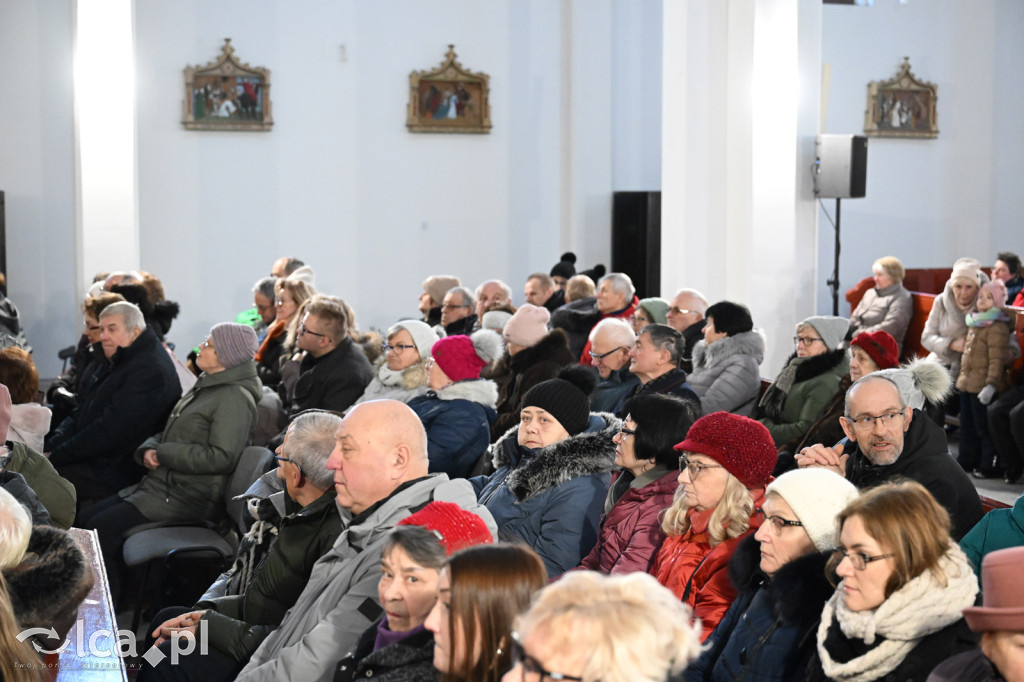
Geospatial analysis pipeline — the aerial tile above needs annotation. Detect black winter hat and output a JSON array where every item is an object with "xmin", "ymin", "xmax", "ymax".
[
  {"xmin": 704, "ymin": 301, "xmax": 753, "ymax": 337},
  {"xmin": 549, "ymin": 252, "xmax": 577, "ymax": 280},
  {"xmin": 520, "ymin": 366, "xmax": 595, "ymax": 437}
]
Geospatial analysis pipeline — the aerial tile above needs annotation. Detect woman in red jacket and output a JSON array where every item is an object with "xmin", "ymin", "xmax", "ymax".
[
  {"xmin": 577, "ymin": 393, "xmax": 701, "ymax": 574},
  {"xmin": 650, "ymin": 411, "xmax": 776, "ymax": 641}
]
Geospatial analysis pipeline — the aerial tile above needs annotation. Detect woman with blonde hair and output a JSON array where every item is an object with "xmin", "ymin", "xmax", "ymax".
[
  {"xmin": 650, "ymin": 412, "xmax": 776, "ymax": 641},
  {"xmin": 806, "ymin": 480, "xmax": 979, "ymax": 681},
  {"xmin": 848, "ymin": 256, "xmax": 913, "ymax": 351},
  {"xmin": 254, "ymin": 274, "xmax": 316, "ymax": 389},
  {"xmin": 504, "ymin": 571, "xmax": 702, "ymax": 682}
]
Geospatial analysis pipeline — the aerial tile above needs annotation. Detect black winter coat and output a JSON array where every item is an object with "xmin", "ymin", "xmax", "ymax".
[
  {"xmin": 288, "ymin": 337, "xmax": 374, "ymax": 416},
  {"xmin": 334, "ymin": 623, "xmax": 437, "ymax": 682},
  {"xmin": 844, "ymin": 409, "xmax": 983, "ymax": 541},
  {"xmin": 46, "ymin": 327, "xmax": 180, "ymax": 490},
  {"xmin": 686, "ymin": 535, "xmax": 834, "ymax": 682},
  {"xmin": 549, "ymin": 297, "xmax": 601, "ymax": 359},
  {"xmin": 491, "ymin": 329, "xmax": 575, "ymax": 439},
  {"xmin": 614, "ymin": 368, "xmax": 701, "ymax": 416}
]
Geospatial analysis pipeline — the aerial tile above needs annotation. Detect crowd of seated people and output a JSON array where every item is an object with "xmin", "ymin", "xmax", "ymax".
[{"xmin": 0, "ymin": 248, "xmax": 1023, "ymax": 681}]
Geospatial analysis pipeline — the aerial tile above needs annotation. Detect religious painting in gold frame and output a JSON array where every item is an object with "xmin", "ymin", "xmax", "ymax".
[
  {"xmin": 407, "ymin": 45, "xmax": 491, "ymax": 134},
  {"xmin": 183, "ymin": 39, "xmax": 273, "ymax": 131},
  {"xmin": 864, "ymin": 57, "xmax": 937, "ymax": 139}
]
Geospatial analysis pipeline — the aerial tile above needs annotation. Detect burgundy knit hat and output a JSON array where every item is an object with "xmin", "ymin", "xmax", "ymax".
[
  {"xmin": 674, "ymin": 412, "xmax": 775, "ymax": 489},
  {"xmin": 850, "ymin": 330, "xmax": 899, "ymax": 370},
  {"xmin": 397, "ymin": 501, "xmax": 493, "ymax": 555},
  {"xmin": 432, "ymin": 335, "xmax": 488, "ymax": 382}
]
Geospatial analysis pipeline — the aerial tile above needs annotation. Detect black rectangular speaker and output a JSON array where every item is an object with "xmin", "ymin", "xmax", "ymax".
[
  {"xmin": 611, "ymin": 191, "xmax": 660, "ymax": 299},
  {"xmin": 815, "ymin": 134, "xmax": 867, "ymax": 199}
]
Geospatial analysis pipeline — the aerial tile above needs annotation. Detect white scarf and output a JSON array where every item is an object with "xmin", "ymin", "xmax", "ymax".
[{"xmin": 815, "ymin": 543, "xmax": 978, "ymax": 682}]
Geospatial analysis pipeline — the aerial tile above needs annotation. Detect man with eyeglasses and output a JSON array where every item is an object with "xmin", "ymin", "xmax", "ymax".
[
  {"xmin": 664, "ymin": 288, "xmax": 708, "ymax": 373},
  {"xmin": 795, "ymin": 374, "xmax": 983, "ymax": 540},
  {"xmin": 436, "ymin": 286, "xmax": 477, "ymax": 337},
  {"xmin": 283, "ymin": 295, "xmax": 373, "ymax": 419},
  {"xmin": 587, "ymin": 318, "xmax": 639, "ymax": 413}
]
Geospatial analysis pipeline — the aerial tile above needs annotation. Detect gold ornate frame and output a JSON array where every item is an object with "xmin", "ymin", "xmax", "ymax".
[
  {"xmin": 183, "ymin": 39, "xmax": 273, "ymax": 131},
  {"xmin": 864, "ymin": 57, "xmax": 937, "ymax": 139},
  {"xmin": 407, "ymin": 45, "xmax": 491, "ymax": 134}
]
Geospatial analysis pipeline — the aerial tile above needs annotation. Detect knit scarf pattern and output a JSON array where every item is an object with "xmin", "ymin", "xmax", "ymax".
[
  {"xmin": 815, "ymin": 543, "xmax": 978, "ymax": 682},
  {"xmin": 758, "ymin": 356, "xmax": 811, "ymax": 420},
  {"xmin": 965, "ymin": 308, "xmax": 1008, "ymax": 328}
]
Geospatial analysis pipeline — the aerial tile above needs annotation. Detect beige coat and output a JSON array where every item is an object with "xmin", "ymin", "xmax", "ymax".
[{"xmin": 955, "ymin": 314, "xmax": 1013, "ymax": 394}]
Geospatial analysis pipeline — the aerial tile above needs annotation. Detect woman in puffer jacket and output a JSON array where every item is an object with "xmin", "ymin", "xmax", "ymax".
[
  {"xmin": 408, "ymin": 331, "xmax": 502, "ymax": 479},
  {"xmin": 472, "ymin": 368, "xmax": 617, "ymax": 578},
  {"xmin": 577, "ymin": 393, "xmax": 699, "ymax": 575},
  {"xmin": 921, "ymin": 257, "xmax": 988, "ymax": 379},
  {"xmin": 687, "ymin": 301, "xmax": 765, "ymax": 417}
]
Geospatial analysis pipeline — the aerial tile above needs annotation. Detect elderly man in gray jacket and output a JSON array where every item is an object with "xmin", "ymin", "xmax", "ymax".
[{"xmin": 235, "ymin": 399, "xmax": 496, "ymax": 682}]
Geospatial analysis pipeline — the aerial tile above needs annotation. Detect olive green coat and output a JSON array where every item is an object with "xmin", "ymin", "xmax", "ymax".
[
  {"xmin": 6, "ymin": 442, "xmax": 77, "ymax": 528},
  {"xmin": 758, "ymin": 350, "xmax": 849, "ymax": 447},
  {"xmin": 121, "ymin": 360, "xmax": 261, "ymax": 521}
]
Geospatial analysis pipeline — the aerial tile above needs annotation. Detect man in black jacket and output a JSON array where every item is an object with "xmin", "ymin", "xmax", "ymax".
[
  {"xmin": 45, "ymin": 301, "xmax": 179, "ymax": 507},
  {"xmin": 796, "ymin": 374, "xmax": 983, "ymax": 540}
]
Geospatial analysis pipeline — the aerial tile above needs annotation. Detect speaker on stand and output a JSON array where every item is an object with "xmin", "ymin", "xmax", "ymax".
[{"xmin": 814, "ymin": 135, "xmax": 868, "ymax": 315}]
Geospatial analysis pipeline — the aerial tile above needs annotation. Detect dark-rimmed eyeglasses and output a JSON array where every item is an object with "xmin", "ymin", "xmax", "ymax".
[
  {"xmin": 843, "ymin": 409, "xmax": 906, "ymax": 430},
  {"xmin": 589, "ymin": 346, "xmax": 625, "ymax": 361},
  {"xmin": 755, "ymin": 508, "xmax": 804, "ymax": 535},
  {"xmin": 509, "ymin": 632, "xmax": 583, "ymax": 681},
  {"xmin": 382, "ymin": 342, "xmax": 417, "ymax": 353},
  {"xmin": 299, "ymin": 323, "xmax": 328, "ymax": 339},
  {"xmin": 617, "ymin": 425, "xmax": 636, "ymax": 439},
  {"xmin": 832, "ymin": 547, "xmax": 894, "ymax": 571},
  {"xmin": 274, "ymin": 455, "xmax": 304, "ymax": 476},
  {"xmin": 793, "ymin": 335, "xmax": 823, "ymax": 346}
]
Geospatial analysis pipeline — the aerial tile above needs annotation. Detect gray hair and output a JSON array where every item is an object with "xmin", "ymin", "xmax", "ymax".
[
  {"xmin": 98, "ymin": 301, "xmax": 146, "ymax": 333},
  {"xmin": 447, "ymin": 286, "xmax": 476, "ymax": 307},
  {"xmin": 383, "ymin": 525, "xmax": 448, "ymax": 571},
  {"xmin": 589, "ymin": 317, "xmax": 636, "ymax": 347},
  {"xmin": 0, "ymin": 486, "xmax": 31, "ymax": 569},
  {"xmin": 673, "ymin": 288, "xmax": 709, "ymax": 316},
  {"xmin": 286, "ymin": 411, "xmax": 343, "ymax": 490},
  {"xmin": 252, "ymin": 276, "xmax": 277, "ymax": 301},
  {"xmin": 475, "ymin": 280, "xmax": 512, "ymax": 301},
  {"xmin": 642, "ymin": 324, "xmax": 684, "ymax": 367},
  {"xmin": 844, "ymin": 374, "xmax": 907, "ymax": 418},
  {"xmin": 600, "ymin": 272, "xmax": 635, "ymax": 299}
]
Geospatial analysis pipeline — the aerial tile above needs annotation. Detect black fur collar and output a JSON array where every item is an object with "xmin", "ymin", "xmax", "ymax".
[
  {"xmin": 728, "ymin": 534, "xmax": 834, "ymax": 626},
  {"xmin": 490, "ymin": 414, "xmax": 619, "ymax": 502},
  {"xmin": 783, "ymin": 347, "xmax": 848, "ymax": 383}
]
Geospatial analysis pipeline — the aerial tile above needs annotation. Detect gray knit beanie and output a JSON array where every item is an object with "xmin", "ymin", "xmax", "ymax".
[
  {"xmin": 799, "ymin": 316, "xmax": 849, "ymax": 351},
  {"xmin": 210, "ymin": 323, "xmax": 259, "ymax": 368}
]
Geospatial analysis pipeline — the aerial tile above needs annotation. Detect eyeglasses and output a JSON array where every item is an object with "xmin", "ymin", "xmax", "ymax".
[
  {"xmin": 199, "ymin": 338, "xmax": 214, "ymax": 350},
  {"xmin": 755, "ymin": 508, "xmax": 804, "ymax": 535},
  {"xmin": 299, "ymin": 323, "xmax": 328, "ymax": 339},
  {"xmin": 793, "ymin": 336, "xmax": 823, "ymax": 346},
  {"xmin": 618, "ymin": 425, "xmax": 636, "ymax": 439},
  {"xmin": 274, "ymin": 455, "xmax": 304, "ymax": 475},
  {"xmin": 832, "ymin": 547, "xmax": 894, "ymax": 571},
  {"xmin": 589, "ymin": 346, "xmax": 626, "ymax": 361},
  {"xmin": 441, "ymin": 303, "xmax": 470, "ymax": 310},
  {"xmin": 678, "ymin": 454, "xmax": 723, "ymax": 478},
  {"xmin": 383, "ymin": 343, "xmax": 417, "ymax": 353},
  {"xmin": 843, "ymin": 409, "xmax": 906, "ymax": 430},
  {"xmin": 509, "ymin": 632, "xmax": 583, "ymax": 682}
]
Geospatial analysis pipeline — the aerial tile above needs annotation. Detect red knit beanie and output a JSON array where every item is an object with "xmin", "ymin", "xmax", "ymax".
[
  {"xmin": 397, "ymin": 501, "xmax": 493, "ymax": 555},
  {"xmin": 432, "ymin": 335, "xmax": 487, "ymax": 382},
  {"xmin": 674, "ymin": 412, "xmax": 775, "ymax": 489},
  {"xmin": 851, "ymin": 330, "xmax": 899, "ymax": 370}
]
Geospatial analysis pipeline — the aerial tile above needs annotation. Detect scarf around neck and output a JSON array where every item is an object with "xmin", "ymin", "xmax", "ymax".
[
  {"xmin": 815, "ymin": 543, "xmax": 978, "ymax": 682},
  {"xmin": 965, "ymin": 307, "xmax": 1008, "ymax": 328}
]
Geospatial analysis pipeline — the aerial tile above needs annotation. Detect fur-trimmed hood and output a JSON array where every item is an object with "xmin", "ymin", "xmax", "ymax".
[
  {"xmin": 432, "ymin": 378, "xmax": 499, "ymax": 409},
  {"xmin": 490, "ymin": 412, "xmax": 619, "ymax": 502},
  {"xmin": 692, "ymin": 329, "xmax": 766, "ymax": 370},
  {"xmin": 3, "ymin": 525, "xmax": 94, "ymax": 637},
  {"xmin": 728, "ymin": 534, "xmax": 834, "ymax": 627}
]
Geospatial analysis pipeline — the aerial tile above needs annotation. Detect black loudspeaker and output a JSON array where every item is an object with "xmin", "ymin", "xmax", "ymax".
[
  {"xmin": 611, "ymin": 191, "xmax": 660, "ymax": 299},
  {"xmin": 814, "ymin": 135, "xmax": 867, "ymax": 199}
]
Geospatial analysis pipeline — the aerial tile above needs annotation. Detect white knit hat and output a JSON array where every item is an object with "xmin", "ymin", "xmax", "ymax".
[
  {"xmin": 765, "ymin": 468, "xmax": 858, "ymax": 551},
  {"xmin": 389, "ymin": 320, "xmax": 440, "ymax": 360}
]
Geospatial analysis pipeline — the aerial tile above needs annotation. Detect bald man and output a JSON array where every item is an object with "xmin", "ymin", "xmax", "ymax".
[{"xmin": 237, "ymin": 400, "xmax": 496, "ymax": 682}]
